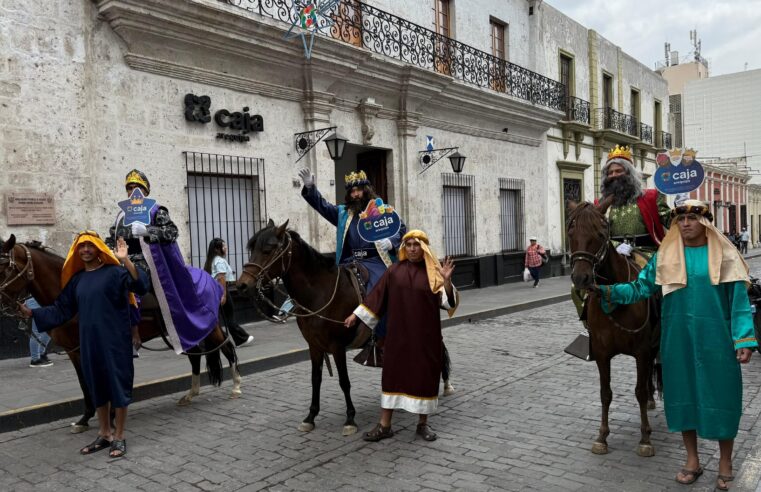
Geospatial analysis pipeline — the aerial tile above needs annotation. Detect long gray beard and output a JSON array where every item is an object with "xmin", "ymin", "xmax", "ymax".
[{"xmin": 601, "ymin": 174, "xmax": 641, "ymax": 207}]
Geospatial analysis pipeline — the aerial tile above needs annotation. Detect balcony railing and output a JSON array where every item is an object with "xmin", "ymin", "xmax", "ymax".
[
  {"xmin": 561, "ymin": 96, "xmax": 590, "ymax": 124},
  {"xmin": 655, "ymin": 130, "xmax": 672, "ymax": 149},
  {"xmin": 639, "ymin": 122, "xmax": 653, "ymax": 144},
  {"xmin": 595, "ymin": 107, "xmax": 638, "ymax": 137},
  {"xmin": 220, "ymin": 0, "xmax": 566, "ymax": 111}
]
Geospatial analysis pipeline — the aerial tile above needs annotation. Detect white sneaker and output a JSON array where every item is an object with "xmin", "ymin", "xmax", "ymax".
[{"xmin": 239, "ymin": 335, "xmax": 255, "ymax": 347}]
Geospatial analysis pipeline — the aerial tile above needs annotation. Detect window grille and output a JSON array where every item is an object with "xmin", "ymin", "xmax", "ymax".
[
  {"xmin": 442, "ymin": 173, "xmax": 476, "ymax": 257},
  {"xmin": 184, "ymin": 152, "xmax": 267, "ymax": 278},
  {"xmin": 499, "ymin": 178, "xmax": 525, "ymax": 251}
]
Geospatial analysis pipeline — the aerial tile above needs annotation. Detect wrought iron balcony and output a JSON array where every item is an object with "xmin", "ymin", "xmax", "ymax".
[
  {"xmin": 595, "ymin": 107, "xmax": 638, "ymax": 137},
  {"xmin": 220, "ymin": 0, "xmax": 566, "ymax": 112},
  {"xmin": 639, "ymin": 122, "xmax": 653, "ymax": 145},
  {"xmin": 561, "ymin": 96, "xmax": 590, "ymax": 124},
  {"xmin": 655, "ymin": 130, "xmax": 672, "ymax": 149}
]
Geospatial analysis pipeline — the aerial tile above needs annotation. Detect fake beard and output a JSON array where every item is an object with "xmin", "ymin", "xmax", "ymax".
[
  {"xmin": 602, "ymin": 175, "xmax": 640, "ymax": 206},
  {"xmin": 347, "ymin": 197, "xmax": 369, "ymax": 215}
]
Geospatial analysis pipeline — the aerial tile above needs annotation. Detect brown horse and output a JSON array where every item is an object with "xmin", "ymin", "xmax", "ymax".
[
  {"xmin": 0, "ymin": 234, "xmax": 241, "ymax": 432},
  {"xmin": 566, "ymin": 201, "xmax": 661, "ymax": 457}
]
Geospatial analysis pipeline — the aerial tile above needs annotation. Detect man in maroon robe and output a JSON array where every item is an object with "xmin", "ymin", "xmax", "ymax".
[{"xmin": 345, "ymin": 229, "xmax": 459, "ymax": 442}]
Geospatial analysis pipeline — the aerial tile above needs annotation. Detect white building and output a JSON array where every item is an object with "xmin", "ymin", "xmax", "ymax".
[
  {"xmin": 683, "ymin": 69, "xmax": 761, "ymax": 178},
  {"xmin": 0, "ymin": 0, "xmax": 669, "ymax": 290}
]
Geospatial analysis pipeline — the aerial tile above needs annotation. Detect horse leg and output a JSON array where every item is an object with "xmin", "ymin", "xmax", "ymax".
[
  {"xmin": 635, "ymin": 354, "xmax": 655, "ymax": 457},
  {"xmin": 441, "ymin": 342, "xmax": 455, "ymax": 396},
  {"xmin": 298, "ymin": 347, "xmax": 323, "ymax": 432},
  {"xmin": 70, "ymin": 355, "xmax": 94, "ymax": 433},
  {"xmin": 220, "ymin": 337, "xmax": 241, "ymax": 399},
  {"xmin": 332, "ymin": 349, "xmax": 357, "ymax": 436},
  {"xmin": 178, "ymin": 349, "xmax": 202, "ymax": 406},
  {"xmin": 592, "ymin": 357, "xmax": 612, "ymax": 454}
]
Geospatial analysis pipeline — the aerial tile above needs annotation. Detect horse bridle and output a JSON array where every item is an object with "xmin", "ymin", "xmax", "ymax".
[
  {"xmin": 242, "ymin": 232, "xmax": 294, "ymax": 282},
  {"xmin": 0, "ymin": 244, "xmax": 34, "ymax": 318}
]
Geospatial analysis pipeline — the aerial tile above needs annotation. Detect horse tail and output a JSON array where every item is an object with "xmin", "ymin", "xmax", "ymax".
[
  {"xmin": 442, "ymin": 342, "xmax": 451, "ymax": 381},
  {"xmin": 205, "ymin": 349, "xmax": 223, "ymax": 387}
]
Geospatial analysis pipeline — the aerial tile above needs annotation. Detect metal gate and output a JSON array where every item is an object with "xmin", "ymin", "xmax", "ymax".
[
  {"xmin": 442, "ymin": 173, "xmax": 476, "ymax": 257},
  {"xmin": 499, "ymin": 178, "xmax": 525, "ymax": 251}
]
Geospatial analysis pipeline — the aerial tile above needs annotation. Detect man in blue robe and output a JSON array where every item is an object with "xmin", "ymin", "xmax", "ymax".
[
  {"xmin": 298, "ymin": 168, "xmax": 405, "ymax": 339},
  {"xmin": 19, "ymin": 232, "xmax": 150, "ymax": 458}
]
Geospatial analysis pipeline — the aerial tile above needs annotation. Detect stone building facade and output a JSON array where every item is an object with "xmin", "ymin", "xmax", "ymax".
[{"xmin": 0, "ymin": 0, "xmax": 670, "ymax": 289}]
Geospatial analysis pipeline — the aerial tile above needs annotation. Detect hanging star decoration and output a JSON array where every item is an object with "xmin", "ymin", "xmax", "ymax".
[{"xmin": 283, "ymin": 0, "xmax": 341, "ymax": 59}]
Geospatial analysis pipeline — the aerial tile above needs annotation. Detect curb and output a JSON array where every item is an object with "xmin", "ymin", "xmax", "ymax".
[{"xmin": 0, "ymin": 293, "xmax": 571, "ymax": 434}]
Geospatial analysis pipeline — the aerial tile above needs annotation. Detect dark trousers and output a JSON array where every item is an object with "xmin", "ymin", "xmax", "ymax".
[
  {"xmin": 221, "ymin": 295, "xmax": 250, "ymax": 346},
  {"xmin": 742, "ymin": 241, "xmax": 748, "ymax": 254},
  {"xmin": 528, "ymin": 266, "xmax": 541, "ymax": 286}
]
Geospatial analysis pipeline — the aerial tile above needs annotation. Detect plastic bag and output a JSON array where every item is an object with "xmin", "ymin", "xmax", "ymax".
[{"xmin": 523, "ymin": 267, "xmax": 532, "ymax": 282}]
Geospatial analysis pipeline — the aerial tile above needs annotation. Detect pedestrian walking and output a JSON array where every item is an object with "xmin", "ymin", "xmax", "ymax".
[
  {"xmin": 19, "ymin": 232, "xmax": 150, "ymax": 459},
  {"xmin": 344, "ymin": 229, "xmax": 459, "ymax": 442},
  {"xmin": 740, "ymin": 227, "xmax": 749, "ymax": 254},
  {"xmin": 25, "ymin": 297, "xmax": 52, "ymax": 367},
  {"xmin": 524, "ymin": 236, "xmax": 546, "ymax": 288},
  {"xmin": 204, "ymin": 238, "xmax": 254, "ymax": 347},
  {"xmin": 594, "ymin": 200, "xmax": 756, "ymax": 490}
]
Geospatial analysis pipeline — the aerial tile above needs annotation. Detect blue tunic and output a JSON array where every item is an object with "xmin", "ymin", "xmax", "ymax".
[
  {"xmin": 33, "ymin": 265, "xmax": 150, "ymax": 408},
  {"xmin": 601, "ymin": 246, "xmax": 757, "ymax": 439}
]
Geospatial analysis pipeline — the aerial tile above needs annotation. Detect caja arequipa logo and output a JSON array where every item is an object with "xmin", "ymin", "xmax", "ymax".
[
  {"xmin": 654, "ymin": 147, "xmax": 704, "ymax": 195},
  {"xmin": 357, "ymin": 198, "xmax": 401, "ymax": 242}
]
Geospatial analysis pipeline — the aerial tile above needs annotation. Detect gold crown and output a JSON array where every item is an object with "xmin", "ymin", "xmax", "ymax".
[
  {"xmin": 125, "ymin": 170, "xmax": 149, "ymax": 191},
  {"xmin": 607, "ymin": 145, "xmax": 632, "ymax": 162},
  {"xmin": 668, "ymin": 148, "xmax": 682, "ymax": 158},
  {"xmin": 683, "ymin": 148, "xmax": 698, "ymax": 158},
  {"xmin": 344, "ymin": 170, "xmax": 368, "ymax": 185},
  {"xmin": 130, "ymin": 197, "xmax": 143, "ymax": 205}
]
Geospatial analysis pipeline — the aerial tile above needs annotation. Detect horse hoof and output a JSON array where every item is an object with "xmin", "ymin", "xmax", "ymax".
[
  {"xmin": 647, "ymin": 400, "xmax": 656, "ymax": 410},
  {"xmin": 229, "ymin": 390, "xmax": 242, "ymax": 399},
  {"xmin": 342, "ymin": 425, "xmax": 358, "ymax": 436},
  {"xmin": 443, "ymin": 384, "xmax": 455, "ymax": 396},
  {"xmin": 177, "ymin": 395, "xmax": 193, "ymax": 406},
  {"xmin": 298, "ymin": 422, "xmax": 315, "ymax": 432},
  {"xmin": 70, "ymin": 424, "xmax": 89, "ymax": 434},
  {"xmin": 637, "ymin": 444, "xmax": 655, "ymax": 457},
  {"xmin": 591, "ymin": 442, "xmax": 609, "ymax": 455}
]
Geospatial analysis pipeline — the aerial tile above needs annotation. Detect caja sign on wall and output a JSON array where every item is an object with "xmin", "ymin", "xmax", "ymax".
[
  {"xmin": 183, "ymin": 93, "xmax": 264, "ymax": 142},
  {"xmin": 654, "ymin": 148, "xmax": 705, "ymax": 195}
]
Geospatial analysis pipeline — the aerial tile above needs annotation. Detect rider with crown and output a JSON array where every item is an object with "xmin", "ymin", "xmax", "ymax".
[
  {"xmin": 599, "ymin": 145, "xmax": 671, "ymax": 255},
  {"xmin": 299, "ymin": 168, "xmax": 406, "ymax": 340}
]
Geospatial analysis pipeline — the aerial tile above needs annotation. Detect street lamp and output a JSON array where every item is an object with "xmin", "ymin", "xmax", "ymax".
[
  {"xmin": 418, "ymin": 147, "xmax": 467, "ymax": 174},
  {"xmin": 448, "ymin": 151, "xmax": 467, "ymax": 173},
  {"xmin": 323, "ymin": 132, "xmax": 348, "ymax": 161}
]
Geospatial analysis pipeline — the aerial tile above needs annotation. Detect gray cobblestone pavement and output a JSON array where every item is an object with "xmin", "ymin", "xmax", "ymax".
[{"xmin": 2, "ymin": 297, "xmax": 761, "ymax": 491}]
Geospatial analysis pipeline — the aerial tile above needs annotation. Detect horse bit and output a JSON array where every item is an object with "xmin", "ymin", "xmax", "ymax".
[{"xmin": 0, "ymin": 244, "xmax": 34, "ymax": 318}]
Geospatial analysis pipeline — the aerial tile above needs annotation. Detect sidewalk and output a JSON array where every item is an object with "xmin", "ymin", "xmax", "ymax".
[{"xmin": 0, "ymin": 274, "xmax": 572, "ymax": 433}]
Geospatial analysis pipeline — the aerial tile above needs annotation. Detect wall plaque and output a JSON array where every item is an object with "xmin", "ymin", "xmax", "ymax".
[{"xmin": 6, "ymin": 192, "xmax": 56, "ymax": 225}]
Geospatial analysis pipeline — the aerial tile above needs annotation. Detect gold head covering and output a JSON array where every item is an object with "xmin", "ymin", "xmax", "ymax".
[
  {"xmin": 655, "ymin": 200, "xmax": 749, "ymax": 295},
  {"xmin": 398, "ymin": 229, "xmax": 459, "ymax": 317},
  {"xmin": 62, "ymin": 231, "xmax": 137, "ymax": 307}
]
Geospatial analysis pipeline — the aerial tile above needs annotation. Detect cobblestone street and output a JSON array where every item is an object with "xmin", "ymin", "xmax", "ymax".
[{"xmin": 2, "ymin": 288, "xmax": 761, "ymax": 491}]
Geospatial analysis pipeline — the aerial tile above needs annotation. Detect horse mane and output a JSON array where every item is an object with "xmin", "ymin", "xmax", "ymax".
[
  {"xmin": 567, "ymin": 202, "xmax": 607, "ymax": 237},
  {"xmin": 247, "ymin": 227, "xmax": 336, "ymax": 274},
  {"xmin": 23, "ymin": 241, "xmax": 65, "ymax": 260}
]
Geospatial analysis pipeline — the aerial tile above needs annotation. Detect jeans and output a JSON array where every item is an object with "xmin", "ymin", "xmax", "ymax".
[
  {"xmin": 26, "ymin": 297, "xmax": 50, "ymax": 360},
  {"xmin": 528, "ymin": 266, "xmax": 541, "ymax": 286}
]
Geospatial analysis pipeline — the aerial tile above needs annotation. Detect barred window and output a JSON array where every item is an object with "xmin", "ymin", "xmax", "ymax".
[
  {"xmin": 442, "ymin": 173, "xmax": 476, "ymax": 257},
  {"xmin": 499, "ymin": 178, "xmax": 525, "ymax": 251},
  {"xmin": 184, "ymin": 152, "xmax": 267, "ymax": 277}
]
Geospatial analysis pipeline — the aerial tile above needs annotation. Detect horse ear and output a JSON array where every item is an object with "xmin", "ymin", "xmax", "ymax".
[
  {"xmin": 275, "ymin": 220, "xmax": 289, "ymax": 238},
  {"xmin": 597, "ymin": 195, "xmax": 614, "ymax": 215},
  {"xmin": 267, "ymin": 218, "xmax": 275, "ymax": 228},
  {"xmin": 2, "ymin": 234, "xmax": 16, "ymax": 252}
]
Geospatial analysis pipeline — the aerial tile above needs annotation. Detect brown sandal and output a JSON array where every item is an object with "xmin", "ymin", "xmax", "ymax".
[
  {"xmin": 716, "ymin": 474, "xmax": 734, "ymax": 491},
  {"xmin": 363, "ymin": 423, "xmax": 393, "ymax": 442},
  {"xmin": 675, "ymin": 467, "xmax": 703, "ymax": 485},
  {"xmin": 416, "ymin": 423, "xmax": 437, "ymax": 442}
]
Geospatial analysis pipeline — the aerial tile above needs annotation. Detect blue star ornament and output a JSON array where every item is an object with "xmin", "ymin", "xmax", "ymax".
[
  {"xmin": 118, "ymin": 188, "xmax": 157, "ymax": 226},
  {"xmin": 283, "ymin": 0, "xmax": 341, "ymax": 59}
]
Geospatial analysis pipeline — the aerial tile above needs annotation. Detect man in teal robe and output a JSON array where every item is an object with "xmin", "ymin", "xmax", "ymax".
[{"xmin": 596, "ymin": 200, "xmax": 756, "ymax": 490}]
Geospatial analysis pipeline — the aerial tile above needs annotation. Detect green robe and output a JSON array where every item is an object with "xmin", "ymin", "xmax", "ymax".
[{"xmin": 600, "ymin": 245, "xmax": 757, "ymax": 440}]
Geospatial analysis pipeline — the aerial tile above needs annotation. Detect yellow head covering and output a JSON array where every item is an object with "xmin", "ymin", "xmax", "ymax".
[
  {"xmin": 399, "ymin": 229, "xmax": 459, "ymax": 317},
  {"xmin": 62, "ymin": 231, "xmax": 137, "ymax": 306},
  {"xmin": 655, "ymin": 200, "xmax": 749, "ymax": 295}
]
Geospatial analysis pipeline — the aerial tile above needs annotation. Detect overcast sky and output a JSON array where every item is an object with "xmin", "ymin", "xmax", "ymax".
[{"xmin": 545, "ymin": 0, "xmax": 761, "ymax": 76}]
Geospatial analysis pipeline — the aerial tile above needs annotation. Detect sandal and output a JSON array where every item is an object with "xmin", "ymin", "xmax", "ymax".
[
  {"xmin": 80, "ymin": 436, "xmax": 112, "ymax": 455},
  {"xmin": 416, "ymin": 423, "xmax": 438, "ymax": 442},
  {"xmin": 109, "ymin": 439, "xmax": 127, "ymax": 458},
  {"xmin": 362, "ymin": 423, "xmax": 394, "ymax": 442},
  {"xmin": 675, "ymin": 467, "xmax": 703, "ymax": 485},
  {"xmin": 716, "ymin": 474, "xmax": 734, "ymax": 491}
]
